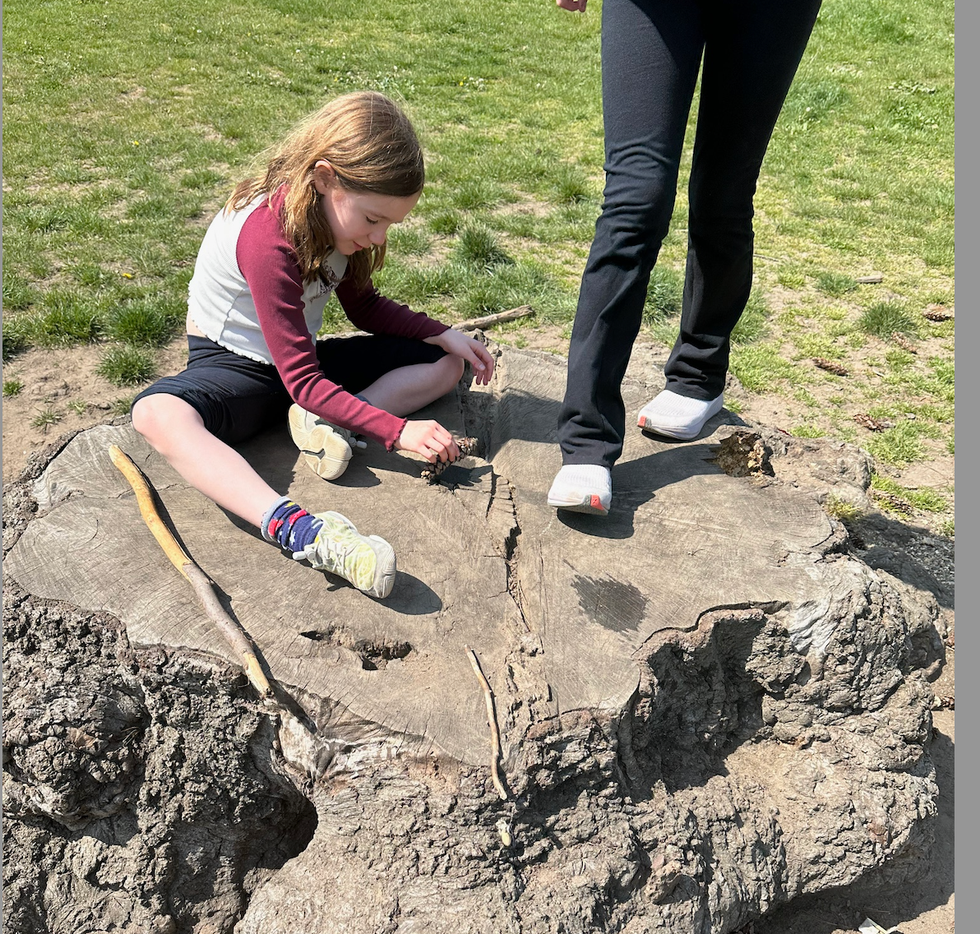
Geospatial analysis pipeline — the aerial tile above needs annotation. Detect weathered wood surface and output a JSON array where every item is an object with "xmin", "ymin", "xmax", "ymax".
[
  {"xmin": 2, "ymin": 345, "xmax": 946, "ymax": 934},
  {"xmin": 6, "ymin": 347, "xmax": 832, "ymax": 767}
]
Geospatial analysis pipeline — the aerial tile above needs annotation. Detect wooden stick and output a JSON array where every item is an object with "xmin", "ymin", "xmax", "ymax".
[
  {"xmin": 455, "ymin": 305, "xmax": 534, "ymax": 332},
  {"xmin": 464, "ymin": 644, "xmax": 508, "ymax": 800},
  {"xmin": 108, "ymin": 444, "xmax": 272, "ymax": 698}
]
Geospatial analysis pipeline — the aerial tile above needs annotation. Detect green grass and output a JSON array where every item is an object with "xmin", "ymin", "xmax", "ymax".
[
  {"xmin": 871, "ymin": 473, "xmax": 950, "ymax": 513},
  {"xmin": 96, "ymin": 345, "xmax": 158, "ymax": 386},
  {"xmin": 3, "ymin": 0, "xmax": 953, "ymax": 531},
  {"xmin": 790, "ymin": 424, "xmax": 827, "ymax": 439},
  {"xmin": 858, "ymin": 302, "xmax": 920, "ymax": 339},
  {"xmin": 824, "ymin": 494, "xmax": 864, "ymax": 523},
  {"xmin": 452, "ymin": 223, "xmax": 514, "ymax": 270},
  {"xmin": 30, "ymin": 407, "xmax": 63, "ymax": 432},
  {"xmin": 643, "ymin": 266, "xmax": 684, "ymax": 331},
  {"xmin": 814, "ymin": 271, "xmax": 858, "ymax": 297},
  {"xmin": 104, "ymin": 297, "xmax": 184, "ymax": 346}
]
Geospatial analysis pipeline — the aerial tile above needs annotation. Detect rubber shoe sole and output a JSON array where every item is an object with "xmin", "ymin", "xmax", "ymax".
[
  {"xmin": 546, "ymin": 491, "xmax": 611, "ymax": 516},
  {"xmin": 345, "ymin": 534, "xmax": 396, "ymax": 599},
  {"xmin": 288, "ymin": 404, "xmax": 353, "ymax": 481}
]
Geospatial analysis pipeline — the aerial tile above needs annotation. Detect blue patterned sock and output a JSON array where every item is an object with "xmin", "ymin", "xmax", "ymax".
[{"xmin": 260, "ymin": 495, "xmax": 322, "ymax": 555}]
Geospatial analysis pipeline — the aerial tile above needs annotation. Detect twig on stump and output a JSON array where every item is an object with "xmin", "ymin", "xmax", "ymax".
[
  {"xmin": 455, "ymin": 305, "xmax": 534, "ymax": 332},
  {"xmin": 464, "ymin": 644, "xmax": 508, "ymax": 801},
  {"xmin": 108, "ymin": 444, "xmax": 273, "ymax": 698}
]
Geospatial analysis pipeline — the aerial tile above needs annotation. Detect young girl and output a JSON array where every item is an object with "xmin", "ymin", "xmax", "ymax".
[{"xmin": 131, "ymin": 91, "xmax": 495, "ymax": 600}]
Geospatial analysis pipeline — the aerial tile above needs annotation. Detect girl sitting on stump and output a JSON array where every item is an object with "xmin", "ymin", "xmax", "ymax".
[{"xmin": 132, "ymin": 91, "xmax": 494, "ymax": 599}]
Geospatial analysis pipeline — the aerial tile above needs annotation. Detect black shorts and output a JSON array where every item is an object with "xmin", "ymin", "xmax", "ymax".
[{"xmin": 132, "ymin": 334, "xmax": 447, "ymax": 446}]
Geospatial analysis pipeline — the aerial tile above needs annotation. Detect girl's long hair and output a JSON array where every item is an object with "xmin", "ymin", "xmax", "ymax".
[{"xmin": 228, "ymin": 91, "xmax": 424, "ymax": 288}]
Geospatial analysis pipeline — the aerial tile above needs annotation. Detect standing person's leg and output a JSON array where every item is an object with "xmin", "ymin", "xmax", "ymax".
[
  {"xmin": 640, "ymin": 0, "xmax": 822, "ymax": 439},
  {"xmin": 550, "ymin": 0, "xmax": 705, "ymax": 513}
]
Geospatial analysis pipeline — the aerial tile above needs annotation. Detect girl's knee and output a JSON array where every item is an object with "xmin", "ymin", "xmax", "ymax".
[
  {"xmin": 444, "ymin": 353, "xmax": 466, "ymax": 382},
  {"xmin": 131, "ymin": 394, "xmax": 196, "ymax": 447},
  {"xmin": 434, "ymin": 353, "xmax": 465, "ymax": 391},
  {"xmin": 130, "ymin": 394, "xmax": 160, "ymax": 440}
]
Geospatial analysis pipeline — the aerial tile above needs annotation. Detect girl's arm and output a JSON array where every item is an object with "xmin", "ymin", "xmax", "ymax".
[
  {"xmin": 335, "ymin": 277, "xmax": 450, "ymax": 341},
  {"xmin": 423, "ymin": 329, "xmax": 495, "ymax": 386},
  {"xmin": 338, "ymin": 277, "xmax": 495, "ymax": 384},
  {"xmin": 239, "ymin": 225, "xmax": 409, "ymax": 450}
]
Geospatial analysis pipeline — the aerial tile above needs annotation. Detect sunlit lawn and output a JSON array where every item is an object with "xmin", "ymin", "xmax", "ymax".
[{"xmin": 2, "ymin": 0, "xmax": 954, "ymax": 529}]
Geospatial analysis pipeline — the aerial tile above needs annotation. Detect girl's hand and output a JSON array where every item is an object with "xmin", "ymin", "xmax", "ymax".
[
  {"xmin": 395, "ymin": 419, "xmax": 460, "ymax": 464},
  {"xmin": 425, "ymin": 329, "xmax": 496, "ymax": 386},
  {"xmin": 556, "ymin": 0, "xmax": 588, "ymax": 11}
]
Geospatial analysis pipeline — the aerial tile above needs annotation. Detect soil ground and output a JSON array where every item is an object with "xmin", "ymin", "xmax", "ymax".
[{"xmin": 0, "ymin": 328, "xmax": 954, "ymax": 934}]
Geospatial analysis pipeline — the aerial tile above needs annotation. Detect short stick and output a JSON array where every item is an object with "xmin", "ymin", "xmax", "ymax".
[{"xmin": 456, "ymin": 305, "xmax": 534, "ymax": 331}]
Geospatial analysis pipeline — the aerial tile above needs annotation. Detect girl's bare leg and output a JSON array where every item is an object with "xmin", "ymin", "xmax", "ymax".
[
  {"xmin": 132, "ymin": 393, "xmax": 399, "ymax": 598},
  {"xmin": 131, "ymin": 394, "xmax": 278, "ymax": 527},
  {"xmin": 358, "ymin": 355, "xmax": 465, "ymax": 416}
]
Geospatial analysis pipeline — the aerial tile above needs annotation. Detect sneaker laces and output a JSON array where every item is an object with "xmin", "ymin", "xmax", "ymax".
[{"xmin": 314, "ymin": 527, "xmax": 364, "ymax": 577}]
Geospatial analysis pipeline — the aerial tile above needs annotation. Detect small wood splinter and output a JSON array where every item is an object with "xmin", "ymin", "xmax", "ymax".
[
  {"xmin": 464, "ymin": 644, "xmax": 508, "ymax": 801},
  {"xmin": 421, "ymin": 437, "xmax": 479, "ymax": 484}
]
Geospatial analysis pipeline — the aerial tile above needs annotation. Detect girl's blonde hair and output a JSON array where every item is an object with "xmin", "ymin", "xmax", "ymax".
[{"xmin": 228, "ymin": 91, "xmax": 424, "ymax": 288}]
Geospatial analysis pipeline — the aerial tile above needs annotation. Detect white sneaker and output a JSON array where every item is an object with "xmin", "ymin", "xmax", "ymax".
[
  {"xmin": 292, "ymin": 511, "xmax": 397, "ymax": 599},
  {"xmin": 637, "ymin": 390, "xmax": 724, "ymax": 441},
  {"xmin": 547, "ymin": 465, "xmax": 612, "ymax": 516},
  {"xmin": 288, "ymin": 404, "xmax": 364, "ymax": 481}
]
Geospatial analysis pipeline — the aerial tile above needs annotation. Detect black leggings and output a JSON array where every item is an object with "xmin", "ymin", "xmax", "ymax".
[{"xmin": 558, "ymin": 0, "xmax": 822, "ymax": 468}]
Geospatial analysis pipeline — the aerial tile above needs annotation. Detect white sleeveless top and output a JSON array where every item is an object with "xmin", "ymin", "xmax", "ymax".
[{"xmin": 187, "ymin": 196, "xmax": 348, "ymax": 364}]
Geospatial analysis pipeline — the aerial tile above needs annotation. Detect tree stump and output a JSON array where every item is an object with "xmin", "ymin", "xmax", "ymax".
[{"xmin": 2, "ymin": 344, "xmax": 946, "ymax": 934}]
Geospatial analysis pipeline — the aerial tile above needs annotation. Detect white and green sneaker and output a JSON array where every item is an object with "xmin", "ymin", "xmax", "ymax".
[
  {"xmin": 293, "ymin": 511, "xmax": 397, "ymax": 599},
  {"xmin": 288, "ymin": 404, "xmax": 365, "ymax": 481}
]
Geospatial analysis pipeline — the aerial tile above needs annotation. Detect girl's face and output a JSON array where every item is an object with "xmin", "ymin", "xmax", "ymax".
[{"xmin": 313, "ymin": 161, "xmax": 420, "ymax": 256}]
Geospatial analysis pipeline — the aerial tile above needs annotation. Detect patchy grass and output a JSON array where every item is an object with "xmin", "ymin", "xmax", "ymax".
[
  {"xmin": 871, "ymin": 473, "xmax": 950, "ymax": 513},
  {"xmin": 858, "ymin": 302, "xmax": 920, "ymax": 339},
  {"xmin": 30, "ymin": 407, "xmax": 63, "ymax": 432},
  {"xmin": 96, "ymin": 345, "xmax": 158, "ymax": 387},
  {"xmin": 824, "ymin": 494, "xmax": 864, "ymax": 523}
]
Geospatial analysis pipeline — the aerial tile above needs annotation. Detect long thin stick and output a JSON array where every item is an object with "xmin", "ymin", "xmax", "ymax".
[
  {"xmin": 464, "ymin": 644, "xmax": 508, "ymax": 800},
  {"xmin": 456, "ymin": 305, "xmax": 534, "ymax": 332},
  {"xmin": 108, "ymin": 444, "xmax": 272, "ymax": 697}
]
